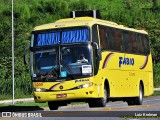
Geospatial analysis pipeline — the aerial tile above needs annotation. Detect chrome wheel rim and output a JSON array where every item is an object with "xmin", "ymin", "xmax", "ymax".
[
  {"xmin": 103, "ymin": 88, "xmax": 107, "ymax": 103},
  {"xmin": 139, "ymin": 86, "xmax": 143, "ymax": 102}
]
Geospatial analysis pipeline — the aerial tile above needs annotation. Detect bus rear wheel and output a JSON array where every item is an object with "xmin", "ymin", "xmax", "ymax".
[
  {"xmin": 127, "ymin": 84, "xmax": 144, "ymax": 106},
  {"xmin": 134, "ymin": 84, "xmax": 144, "ymax": 105},
  {"xmin": 88, "ymin": 86, "xmax": 107, "ymax": 108}
]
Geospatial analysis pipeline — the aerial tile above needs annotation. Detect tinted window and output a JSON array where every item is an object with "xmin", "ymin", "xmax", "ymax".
[
  {"xmin": 130, "ymin": 32, "xmax": 137, "ymax": 53},
  {"xmin": 99, "ymin": 25, "xmax": 107, "ymax": 50},
  {"xmin": 137, "ymin": 34, "xmax": 144, "ymax": 54},
  {"xmin": 99, "ymin": 25, "xmax": 116, "ymax": 51},
  {"xmin": 115, "ymin": 29, "xmax": 121, "ymax": 51},
  {"xmin": 106, "ymin": 27, "xmax": 116, "ymax": 50},
  {"xmin": 142, "ymin": 34, "xmax": 150, "ymax": 55},
  {"xmin": 98, "ymin": 25, "xmax": 150, "ymax": 55}
]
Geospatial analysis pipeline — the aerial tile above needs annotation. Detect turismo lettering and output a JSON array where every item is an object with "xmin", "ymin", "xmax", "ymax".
[{"xmin": 119, "ymin": 57, "xmax": 134, "ymax": 67}]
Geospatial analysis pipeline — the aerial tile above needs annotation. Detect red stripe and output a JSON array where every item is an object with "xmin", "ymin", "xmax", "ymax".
[
  {"xmin": 102, "ymin": 53, "xmax": 114, "ymax": 69},
  {"xmin": 140, "ymin": 56, "xmax": 148, "ymax": 69},
  {"xmin": 49, "ymin": 83, "xmax": 60, "ymax": 90}
]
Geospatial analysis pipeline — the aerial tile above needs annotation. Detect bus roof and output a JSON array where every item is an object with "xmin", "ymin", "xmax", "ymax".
[{"xmin": 33, "ymin": 17, "xmax": 148, "ymax": 34}]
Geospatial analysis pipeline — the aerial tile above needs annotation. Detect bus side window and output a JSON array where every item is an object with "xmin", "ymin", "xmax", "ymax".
[
  {"xmin": 107, "ymin": 27, "xmax": 116, "ymax": 51},
  {"xmin": 131, "ymin": 32, "xmax": 136, "ymax": 54},
  {"xmin": 115, "ymin": 29, "xmax": 121, "ymax": 51},
  {"xmin": 122, "ymin": 31, "xmax": 129, "ymax": 53},
  {"xmin": 99, "ymin": 25, "xmax": 107, "ymax": 50},
  {"xmin": 135, "ymin": 33, "xmax": 139, "ymax": 54},
  {"xmin": 137, "ymin": 34, "xmax": 144, "ymax": 54},
  {"xmin": 142, "ymin": 35, "xmax": 150, "ymax": 55}
]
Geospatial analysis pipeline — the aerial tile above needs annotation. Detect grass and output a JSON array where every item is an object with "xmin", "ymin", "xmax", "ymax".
[
  {"xmin": 12, "ymin": 102, "xmax": 47, "ymax": 107},
  {"xmin": 0, "ymin": 102, "xmax": 48, "ymax": 108},
  {"xmin": 0, "ymin": 102, "xmax": 47, "ymax": 112},
  {"xmin": 152, "ymin": 91, "xmax": 160, "ymax": 96},
  {"xmin": 0, "ymin": 94, "xmax": 33, "ymax": 100}
]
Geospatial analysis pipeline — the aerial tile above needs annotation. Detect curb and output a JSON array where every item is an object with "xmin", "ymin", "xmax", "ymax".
[
  {"xmin": 154, "ymin": 88, "xmax": 160, "ymax": 91},
  {"xmin": 0, "ymin": 98, "xmax": 34, "ymax": 104}
]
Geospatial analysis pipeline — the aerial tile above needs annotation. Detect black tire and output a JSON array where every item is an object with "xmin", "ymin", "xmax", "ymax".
[
  {"xmin": 127, "ymin": 84, "xmax": 144, "ymax": 106},
  {"xmin": 48, "ymin": 101, "xmax": 59, "ymax": 110},
  {"xmin": 135, "ymin": 84, "xmax": 144, "ymax": 105},
  {"xmin": 127, "ymin": 99, "xmax": 135, "ymax": 106},
  {"xmin": 88, "ymin": 86, "xmax": 107, "ymax": 108}
]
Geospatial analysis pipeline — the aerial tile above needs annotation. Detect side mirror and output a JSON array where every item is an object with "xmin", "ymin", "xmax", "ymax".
[
  {"xmin": 23, "ymin": 46, "xmax": 30, "ymax": 65},
  {"xmin": 24, "ymin": 55, "xmax": 28, "ymax": 65},
  {"xmin": 91, "ymin": 42, "xmax": 99, "ymax": 49},
  {"xmin": 97, "ymin": 49, "xmax": 102, "ymax": 60},
  {"xmin": 91, "ymin": 42, "xmax": 102, "ymax": 61}
]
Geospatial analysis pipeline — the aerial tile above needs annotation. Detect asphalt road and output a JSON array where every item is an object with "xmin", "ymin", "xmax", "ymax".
[{"xmin": 1, "ymin": 96, "xmax": 160, "ymax": 120}]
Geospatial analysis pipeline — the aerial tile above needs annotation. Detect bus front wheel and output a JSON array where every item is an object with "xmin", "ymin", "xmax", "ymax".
[
  {"xmin": 88, "ymin": 86, "xmax": 107, "ymax": 108},
  {"xmin": 48, "ymin": 101, "xmax": 59, "ymax": 110}
]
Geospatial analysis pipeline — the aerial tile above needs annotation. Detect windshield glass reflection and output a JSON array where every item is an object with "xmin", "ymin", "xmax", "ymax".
[{"xmin": 31, "ymin": 44, "xmax": 92, "ymax": 80}]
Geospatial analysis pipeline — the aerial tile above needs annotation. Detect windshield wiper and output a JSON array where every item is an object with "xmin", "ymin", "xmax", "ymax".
[{"xmin": 60, "ymin": 60, "xmax": 76, "ymax": 79}]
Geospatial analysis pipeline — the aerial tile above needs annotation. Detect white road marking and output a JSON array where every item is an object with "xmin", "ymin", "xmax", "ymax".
[{"xmin": 144, "ymin": 98, "xmax": 160, "ymax": 102}]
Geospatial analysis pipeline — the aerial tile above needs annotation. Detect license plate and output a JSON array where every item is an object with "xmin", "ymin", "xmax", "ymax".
[{"xmin": 56, "ymin": 94, "xmax": 67, "ymax": 98}]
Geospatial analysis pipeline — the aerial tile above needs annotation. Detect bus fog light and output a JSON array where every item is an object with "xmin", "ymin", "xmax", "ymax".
[
  {"xmin": 33, "ymin": 88, "xmax": 46, "ymax": 92},
  {"xmin": 78, "ymin": 82, "xmax": 93, "ymax": 88},
  {"xmin": 83, "ymin": 84, "xmax": 90, "ymax": 88}
]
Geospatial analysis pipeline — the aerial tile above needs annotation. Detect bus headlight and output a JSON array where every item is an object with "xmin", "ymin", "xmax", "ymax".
[
  {"xmin": 33, "ymin": 88, "xmax": 46, "ymax": 92},
  {"xmin": 78, "ymin": 82, "xmax": 93, "ymax": 89}
]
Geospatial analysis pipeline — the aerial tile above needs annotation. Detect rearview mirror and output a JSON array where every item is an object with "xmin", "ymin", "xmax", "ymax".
[
  {"xmin": 23, "ymin": 46, "xmax": 30, "ymax": 65},
  {"xmin": 24, "ymin": 55, "xmax": 28, "ymax": 65}
]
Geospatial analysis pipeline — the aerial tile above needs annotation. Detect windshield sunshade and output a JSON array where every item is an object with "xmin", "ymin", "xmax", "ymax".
[{"xmin": 35, "ymin": 28, "xmax": 89, "ymax": 46}]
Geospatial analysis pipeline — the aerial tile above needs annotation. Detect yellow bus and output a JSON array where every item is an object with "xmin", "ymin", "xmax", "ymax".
[{"xmin": 26, "ymin": 11, "xmax": 153, "ymax": 110}]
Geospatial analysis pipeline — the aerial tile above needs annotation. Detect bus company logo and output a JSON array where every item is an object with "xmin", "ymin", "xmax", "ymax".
[
  {"xmin": 119, "ymin": 57, "xmax": 134, "ymax": 68},
  {"xmin": 59, "ymin": 85, "xmax": 63, "ymax": 90},
  {"xmin": 75, "ymin": 79, "xmax": 89, "ymax": 83}
]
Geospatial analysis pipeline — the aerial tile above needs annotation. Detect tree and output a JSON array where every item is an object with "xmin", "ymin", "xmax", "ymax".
[{"xmin": 152, "ymin": 0, "xmax": 158, "ymax": 10}]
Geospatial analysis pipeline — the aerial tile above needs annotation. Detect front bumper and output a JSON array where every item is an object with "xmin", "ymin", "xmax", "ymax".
[{"xmin": 33, "ymin": 87, "xmax": 98, "ymax": 102}]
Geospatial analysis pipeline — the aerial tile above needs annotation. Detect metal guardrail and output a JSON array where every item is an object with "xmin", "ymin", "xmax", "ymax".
[
  {"xmin": 0, "ymin": 98, "xmax": 34, "ymax": 104},
  {"xmin": 154, "ymin": 88, "xmax": 160, "ymax": 91}
]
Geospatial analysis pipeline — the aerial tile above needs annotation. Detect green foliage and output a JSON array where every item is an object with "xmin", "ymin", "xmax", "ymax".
[
  {"xmin": 0, "ymin": 0, "xmax": 160, "ymax": 99},
  {"xmin": 153, "ymin": 63, "xmax": 160, "ymax": 87},
  {"xmin": 69, "ymin": 0, "xmax": 89, "ymax": 11},
  {"xmin": 0, "ymin": 57, "xmax": 32, "ymax": 98}
]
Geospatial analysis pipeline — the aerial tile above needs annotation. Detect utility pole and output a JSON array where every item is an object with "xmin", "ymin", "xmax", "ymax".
[{"xmin": 12, "ymin": 0, "xmax": 15, "ymax": 105}]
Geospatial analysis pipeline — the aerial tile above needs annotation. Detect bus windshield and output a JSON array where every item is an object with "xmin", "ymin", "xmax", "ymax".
[
  {"xmin": 61, "ymin": 44, "xmax": 92, "ymax": 77},
  {"xmin": 32, "ymin": 49, "xmax": 59, "ymax": 79},
  {"xmin": 31, "ymin": 44, "xmax": 92, "ymax": 81}
]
